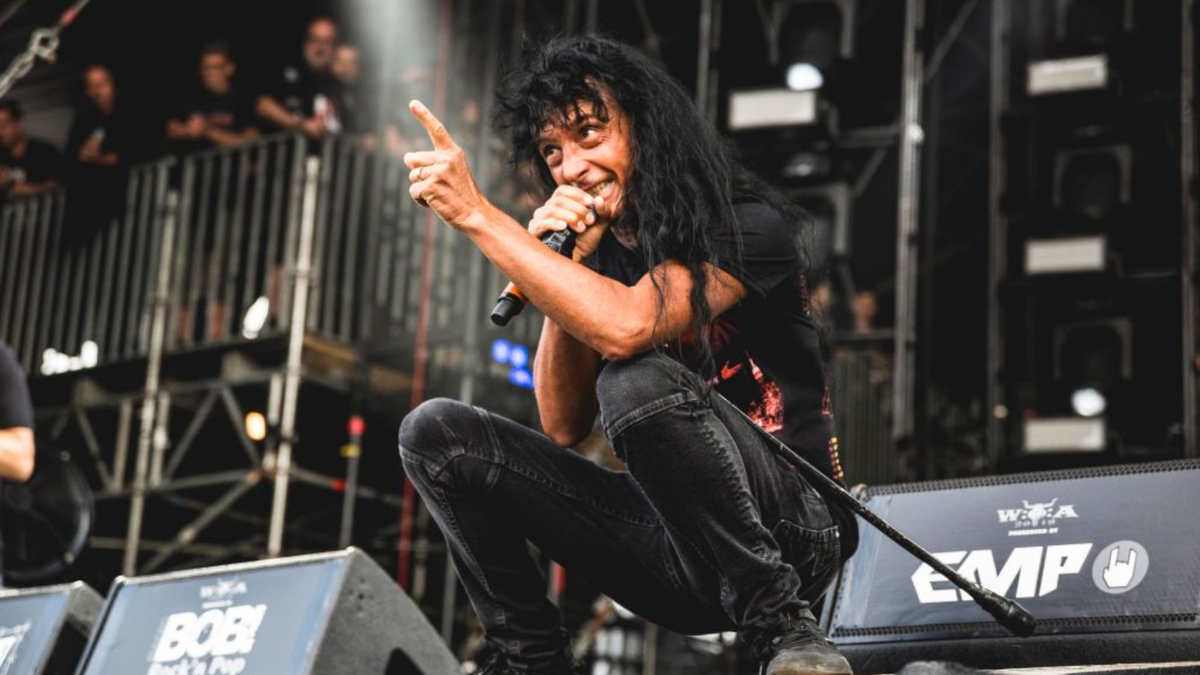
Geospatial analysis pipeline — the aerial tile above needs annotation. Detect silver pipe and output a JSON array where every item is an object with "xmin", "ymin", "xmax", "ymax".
[
  {"xmin": 123, "ymin": 189, "xmax": 179, "ymax": 576},
  {"xmin": 985, "ymin": 0, "xmax": 1010, "ymax": 467},
  {"xmin": 111, "ymin": 178, "xmax": 138, "ymax": 357},
  {"xmin": 1182, "ymin": 0, "xmax": 1197, "ymax": 458},
  {"xmin": 36, "ymin": 194, "xmax": 64, "ymax": 360},
  {"xmin": 891, "ymin": 0, "xmax": 926, "ymax": 451},
  {"xmin": 267, "ymin": 155, "xmax": 321, "ymax": 557}
]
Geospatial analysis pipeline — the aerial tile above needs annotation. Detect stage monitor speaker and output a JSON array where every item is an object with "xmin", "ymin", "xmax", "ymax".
[
  {"xmin": 822, "ymin": 459, "xmax": 1200, "ymax": 673},
  {"xmin": 0, "ymin": 581, "xmax": 103, "ymax": 675},
  {"xmin": 74, "ymin": 548, "xmax": 459, "ymax": 675}
]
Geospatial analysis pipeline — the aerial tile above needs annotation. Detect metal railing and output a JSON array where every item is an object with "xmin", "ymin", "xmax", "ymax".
[{"xmin": 0, "ymin": 132, "xmax": 544, "ymax": 381}]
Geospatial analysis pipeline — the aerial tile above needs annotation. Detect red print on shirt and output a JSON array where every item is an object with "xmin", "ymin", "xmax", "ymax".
[{"xmin": 714, "ymin": 355, "xmax": 784, "ymax": 434}]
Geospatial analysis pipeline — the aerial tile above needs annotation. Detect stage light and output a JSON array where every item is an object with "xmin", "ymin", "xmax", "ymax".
[
  {"xmin": 1025, "ymin": 235, "xmax": 1106, "ymax": 275},
  {"xmin": 1071, "ymin": 387, "xmax": 1107, "ymax": 417},
  {"xmin": 1024, "ymin": 417, "xmax": 1106, "ymax": 453},
  {"xmin": 1027, "ymin": 54, "xmax": 1109, "ymax": 96},
  {"xmin": 244, "ymin": 411, "xmax": 267, "ymax": 442},
  {"xmin": 509, "ymin": 344, "xmax": 529, "ymax": 369},
  {"xmin": 1055, "ymin": 145, "xmax": 1130, "ymax": 220},
  {"xmin": 491, "ymin": 338, "xmax": 512, "ymax": 364},
  {"xmin": 786, "ymin": 63, "xmax": 824, "ymax": 92},
  {"xmin": 729, "ymin": 89, "xmax": 817, "ymax": 129},
  {"xmin": 241, "ymin": 296, "xmax": 270, "ymax": 339},
  {"xmin": 508, "ymin": 368, "xmax": 533, "ymax": 390}
]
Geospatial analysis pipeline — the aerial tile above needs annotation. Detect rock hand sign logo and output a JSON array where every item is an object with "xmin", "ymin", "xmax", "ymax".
[{"xmin": 997, "ymin": 498, "xmax": 1079, "ymax": 537}]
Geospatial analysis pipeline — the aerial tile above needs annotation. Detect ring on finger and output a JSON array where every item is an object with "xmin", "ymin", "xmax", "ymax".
[{"xmin": 417, "ymin": 165, "xmax": 425, "ymax": 180}]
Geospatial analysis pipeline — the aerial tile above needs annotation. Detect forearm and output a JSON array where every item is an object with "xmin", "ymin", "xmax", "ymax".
[
  {"xmin": 257, "ymin": 97, "xmax": 300, "ymax": 130},
  {"xmin": 0, "ymin": 428, "xmax": 34, "ymax": 482},
  {"xmin": 463, "ymin": 205, "xmax": 649, "ymax": 360},
  {"xmin": 534, "ymin": 317, "xmax": 601, "ymax": 447},
  {"xmin": 206, "ymin": 127, "xmax": 258, "ymax": 147}
]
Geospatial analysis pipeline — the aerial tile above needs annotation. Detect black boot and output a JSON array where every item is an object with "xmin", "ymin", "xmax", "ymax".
[{"xmin": 746, "ymin": 610, "xmax": 853, "ymax": 675}]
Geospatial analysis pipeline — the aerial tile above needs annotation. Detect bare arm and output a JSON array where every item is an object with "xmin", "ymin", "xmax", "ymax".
[
  {"xmin": 403, "ymin": 101, "xmax": 748, "ymax": 361},
  {"xmin": 460, "ymin": 209, "xmax": 744, "ymax": 360},
  {"xmin": 534, "ymin": 318, "xmax": 602, "ymax": 447},
  {"xmin": 256, "ymin": 95, "xmax": 301, "ymax": 130},
  {"xmin": 10, "ymin": 180, "xmax": 58, "ymax": 196},
  {"xmin": 0, "ymin": 427, "xmax": 34, "ymax": 482},
  {"xmin": 206, "ymin": 126, "xmax": 260, "ymax": 148}
]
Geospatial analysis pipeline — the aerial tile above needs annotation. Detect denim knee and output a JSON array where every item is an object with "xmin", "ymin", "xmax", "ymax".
[
  {"xmin": 398, "ymin": 397, "xmax": 479, "ymax": 470},
  {"xmin": 596, "ymin": 352, "xmax": 705, "ymax": 441}
]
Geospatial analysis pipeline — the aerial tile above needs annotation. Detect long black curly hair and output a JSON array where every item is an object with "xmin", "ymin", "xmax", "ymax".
[{"xmin": 495, "ymin": 34, "xmax": 807, "ymax": 376}]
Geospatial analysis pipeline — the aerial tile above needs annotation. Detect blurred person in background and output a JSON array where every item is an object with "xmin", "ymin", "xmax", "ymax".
[
  {"xmin": 257, "ymin": 17, "xmax": 341, "ymax": 138},
  {"xmin": 330, "ymin": 41, "xmax": 376, "ymax": 148},
  {"xmin": 0, "ymin": 100, "xmax": 64, "ymax": 197},
  {"xmin": 165, "ymin": 41, "xmax": 259, "ymax": 153},
  {"xmin": 65, "ymin": 65, "xmax": 146, "ymax": 241},
  {"xmin": 66, "ymin": 65, "xmax": 141, "ymax": 170},
  {"xmin": 0, "ymin": 340, "xmax": 36, "ymax": 586}
]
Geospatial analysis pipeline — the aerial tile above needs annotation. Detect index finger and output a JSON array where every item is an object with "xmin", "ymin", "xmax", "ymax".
[{"xmin": 409, "ymin": 100, "xmax": 457, "ymax": 151}]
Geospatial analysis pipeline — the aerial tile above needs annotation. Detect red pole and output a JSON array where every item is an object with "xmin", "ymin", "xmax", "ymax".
[{"xmin": 400, "ymin": 0, "xmax": 456, "ymax": 591}]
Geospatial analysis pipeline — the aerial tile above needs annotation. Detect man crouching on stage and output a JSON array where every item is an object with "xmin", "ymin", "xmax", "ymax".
[{"xmin": 398, "ymin": 34, "xmax": 858, "ymax": 675}]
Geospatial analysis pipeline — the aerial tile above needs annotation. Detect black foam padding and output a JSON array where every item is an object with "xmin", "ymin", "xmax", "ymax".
[{"xmin": 843, "ymin": 628, "xmax": 1200, "ymax": 674}]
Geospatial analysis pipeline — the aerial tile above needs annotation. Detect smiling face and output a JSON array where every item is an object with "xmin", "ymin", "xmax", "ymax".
[{"xmin": 535, "ymin": 92, "xmax": 633, "ymax": 219}]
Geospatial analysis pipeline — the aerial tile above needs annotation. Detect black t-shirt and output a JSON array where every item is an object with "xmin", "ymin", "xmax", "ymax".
[
  {"xmin": 171, "ymin": 89, "xmax": 258, "ymax": 153},
  {"xmin": 0, "ymin": 138, "xmax": 64, "ymax": 186},
  {"xmin": 590, "ymin": 198, "xmax": 857, "ymax": 558},
  {"xmin": 66, "ymin": 104, "xmax": 148, "ymax": 166},
  {"xmin": 267, "ymin": 63, "xmax": 340, "ymax": 129},
  {"xmin": 589, "ymin": 199, "xmax": 844, "ymax": 482},
  {"xmin": 0, "ymin": 341, "xmax": 33, "ymax": 585},
  {"xmin": 187, "ymin": 89, "xmax": 256, "ymax": 134},
  {"xmin": 332, "ymin": 81, "xmax": 374, "ymax": 135},
  {"xmin": 0, "ymin": 342, "xmax": 31, "ymax": 431}
]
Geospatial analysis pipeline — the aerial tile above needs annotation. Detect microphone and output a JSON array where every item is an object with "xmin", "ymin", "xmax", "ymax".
[{"xmin": 490, "ymin": 226, "xmax": 578, "ymax": 326}]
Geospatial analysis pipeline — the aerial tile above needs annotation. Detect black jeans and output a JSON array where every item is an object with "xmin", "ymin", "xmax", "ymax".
[{"xmin": 398, "ymin": 351, "xmax": 854, "ymax": 666}]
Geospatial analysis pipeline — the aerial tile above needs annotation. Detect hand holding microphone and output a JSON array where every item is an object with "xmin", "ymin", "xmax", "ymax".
[
  {"xmin": 490, "ymin": 186, "xmax": 610, "ymax": 325},
  {"xmin": 401, "ymin": 100, "xmax": 611, "ymax": 325}
]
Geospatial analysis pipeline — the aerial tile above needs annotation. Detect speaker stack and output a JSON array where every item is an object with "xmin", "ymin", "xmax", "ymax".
[
  {"xmin": 0, "ymin": 581, "xmax": 102, "ymax": 675},
  {"xmin": 822, "ymin": 460, "xmax": 1200, "ymax": 673},
  {"xmin": 73, "ymin": 548, "xmax": 458, "ymax": 675}
]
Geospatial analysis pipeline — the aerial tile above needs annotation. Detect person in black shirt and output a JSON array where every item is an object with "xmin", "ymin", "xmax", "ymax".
[
  {"xmin": 331, "ymin": 42, "xmax": 376, "ymax": 147},
  {"xmin": 0, "ymin": 341, "xmax": 35, "ymax": 586},
  {"xmin": 166, "ymin": 41, "xmax": 259, "ymax": 153},
  {"xmin": 65, "ymin": 65, "xmax": 144, "ymax": 241},
  {"xmin": 397, "ymin": 35, "xmax": 855, "ymax": 675},
  {"xmin": 257, "ymin": 17, "xmax": 341, "ymax": 138},
  {"xmin": 0, "ymin": 100, "xmax": 63, "ymax": 196},
  {"xmin": 66, "ymin": 65, "xmax": 143, "ymax": 169}
]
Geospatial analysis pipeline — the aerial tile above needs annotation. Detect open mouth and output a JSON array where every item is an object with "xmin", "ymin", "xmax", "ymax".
[{"xmin": 586, "ymin": 180, "xmax": 614, "ymax": 198}]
